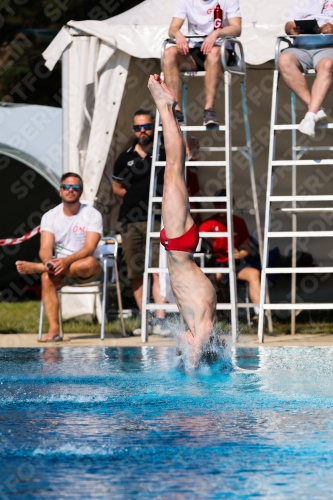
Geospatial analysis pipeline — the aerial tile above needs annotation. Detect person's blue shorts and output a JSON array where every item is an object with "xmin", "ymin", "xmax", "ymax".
[{"xmin": 215, "ymin": 260, "xmax": 251, "ymax": 284}]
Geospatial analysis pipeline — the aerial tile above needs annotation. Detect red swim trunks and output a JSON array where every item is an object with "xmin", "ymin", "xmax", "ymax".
[{"xmin": 160, "ymin": 224, "xmax": 199, "ymax": 253}]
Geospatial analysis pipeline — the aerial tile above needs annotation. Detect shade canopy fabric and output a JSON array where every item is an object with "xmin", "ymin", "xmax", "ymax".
[
  {"xmin": 44, "ymin": 0, "xmax": 292, "ymax": 68},
  {"xmin": 0, "ymin": 104, "xmax": 62, "ymax": 187},
  {"xmin": 41, "ymin": 0, "xmax": 292, "ymax": 204}
]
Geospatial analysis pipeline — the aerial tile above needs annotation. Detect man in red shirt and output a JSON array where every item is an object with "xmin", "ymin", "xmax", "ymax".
[{"xmin": 199, "ymin": 189, "xmax": 260, "ymax": 318}]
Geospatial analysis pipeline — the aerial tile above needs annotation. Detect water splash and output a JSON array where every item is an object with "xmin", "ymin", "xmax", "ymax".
[{"xmin": 164, "ymin": 316, "xmax": 233, "ymax": 373}]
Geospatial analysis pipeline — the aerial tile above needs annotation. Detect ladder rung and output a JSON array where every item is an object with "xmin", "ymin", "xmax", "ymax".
[
  {"xmin": 145, "ymin": 303, "xmax": 180, "ymax": 312},
  {"xmin": 197, "ymin": 147, "xmax": 249, "ymax": 152},
  {"xmin": 270, "ymin": 195, "xmax": 333, "ymax": 202},
  {"xmin": 149, "ymin": 231, "xmax": 229, "ymax": 238},
  {"xmin": 265, "ymin": 267, "xmax": 333, "ymax": 274},
  {"xmin": 199, "ymin": 232, "xmax": 228, "ymax": 237},
  {"xmin": 147, "ymin": 267, "xmax": 230, "ymax": 274},
  {"xmin": 191, "ymin": 208, "xmax": 227, "ymax": 213},
  {"xmin": 155, "ymin": 161, "xmax": 227, "ymax": 167},
  {"xmin": 213, "ymin": 304, "xmax": 232, "ymax": 311},
  {"xmin": 145, "ymin": 303, "xmax": 232, "ymax": 311},
  {"xmin": 276, "ymin": 208, "xmax": 333, "ymax": 212},
  {"xmin": 263, "ymin": 303, "xmax": 333, "ymax": 310},
  {"xmin": 152, "ymin": 196, "xmax": 228, "ymax": 202},
  {"xmin": 192, "ymin": 196, "xmax": 227, "ymax": 202},
  {"xmin": 157, "ymin": 125, "xmax": 226, "ymax": 132},
  {"xmin": 295, "ymin": 146, "xmax": 333, "ymax": 151},
  {"xmin": 181, "ymin": 71, "xmax": 206, "ymax": 77},
  {"xmin": 268, "ymin": 231, "xmax": 333, "ymax": 237},
  {"xmin": 273, "ymin": 124, "xmax": 333, "ymax": 130},
  {"xmin": 271, "ymin": 159, "xmax": 333, "ymax": 166}
]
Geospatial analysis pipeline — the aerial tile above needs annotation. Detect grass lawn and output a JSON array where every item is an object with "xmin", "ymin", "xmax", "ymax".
[
  {"xmin": 0, "ymin": 301, "xmax": 140, "ymax": 334},
  {"xmin": 0, "ymin": 302, "xmax": 333, "ymax": 336}
]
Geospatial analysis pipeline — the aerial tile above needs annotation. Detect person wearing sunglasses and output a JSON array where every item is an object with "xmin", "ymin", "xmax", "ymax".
[
  {"xmin": 16, "ymin": 172, "xmax": 103, "ymax": 342},
  {"xmin": 112, "ymin": 108, "xmax": 170, "ymax": 336}
]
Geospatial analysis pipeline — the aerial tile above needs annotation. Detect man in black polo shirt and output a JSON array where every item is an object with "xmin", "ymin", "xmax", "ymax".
[{"xmin": 112, "ymin": 109, "xmax": 167, "ymax": 335}]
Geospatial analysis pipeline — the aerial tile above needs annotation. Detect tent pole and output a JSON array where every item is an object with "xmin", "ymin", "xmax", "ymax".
[{"xmin": 62, "ymin": 46, "xmax": 70, "ymax": 173}]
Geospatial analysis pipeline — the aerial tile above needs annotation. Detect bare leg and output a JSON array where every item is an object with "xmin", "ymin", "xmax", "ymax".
[
  {"xmin": 147, "ymin": 74, "xmax": 194, "ymax": 238},
  {"xmin": 132, "ymin": 274, "xmax": 165, "ymax": 318},
  {"xmin": 152, "ymin": 273, "xmax": 165, "ymax": 319},
  {"xmin": 16, "ymin": 260, "xmax": 61, "ymax": 340},
  {"xmin": 132, "ymin": 276, "xmax": 143, "ymax": 312},
  {"xmin": 41, "ymin": 272, "xmax": 63, "ymax": 340},
  {"xmin": 163, "ymin": 46, "xmax": 197, "ymax": 112},
  {"xmin": 204, "ymin": 46, "xmax": 223, "ymax": 110},
  {"xmin": 68, "ymin": 257, "xmax": 101, "ymax": 279},
  {"xmin": 278, "ymin": 52, "xmax": 311, "ymax": 106},
  {"xmin": 237, "ymin": 267, "xmax": 260, "ymax": 305},
  {"xmin": 310, "ymin": 58, "xmax": 333, "ymax": 113}
]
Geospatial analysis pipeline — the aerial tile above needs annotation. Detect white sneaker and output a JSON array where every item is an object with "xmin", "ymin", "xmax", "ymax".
[
  {"xmin": 151, "ymin": 323, "xmax": 171, "ymax": 336},
  {"xmin": 132, "ymin": 325, "xmax": 152, "ymax": 336},
  {"xmin": 298, "ymin": 113, "xmax": 316, "ymax": 138},
  {"xmin": 315, "ymin": 108, "xmax": 327, "ymax": 123}
]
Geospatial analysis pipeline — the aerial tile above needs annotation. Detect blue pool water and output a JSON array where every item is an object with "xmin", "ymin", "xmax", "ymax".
[{"xmin": 1, "ymin": 346, "xmax": 333, "ymax": 499}]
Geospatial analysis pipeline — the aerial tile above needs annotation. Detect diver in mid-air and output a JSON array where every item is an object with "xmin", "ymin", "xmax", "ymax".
[{"xmin": 148, "ymin": 74, "xmax": 217, "ymax": 367}]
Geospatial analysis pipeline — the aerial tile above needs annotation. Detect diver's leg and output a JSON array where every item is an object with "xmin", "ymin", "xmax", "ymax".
[{"xmin": 148, "ymin": 74, "xmax": 194, "ymax": 238}]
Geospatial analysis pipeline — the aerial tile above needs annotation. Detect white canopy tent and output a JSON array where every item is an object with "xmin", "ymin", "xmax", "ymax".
[{"xmin": 0, "ymin": 103, "xmax": 62, "ymax": 187}]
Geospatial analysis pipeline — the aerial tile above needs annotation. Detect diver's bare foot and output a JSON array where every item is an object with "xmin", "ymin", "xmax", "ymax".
[
  {"xmin": 16, "ymin": 261, "xmax": 45, "ymax": 275},
  {"xmin": 148, "ymin": 74, "xmax": 178, "ymax": 109}
]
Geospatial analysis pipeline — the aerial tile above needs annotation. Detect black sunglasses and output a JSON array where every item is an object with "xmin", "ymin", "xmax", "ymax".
[
  {"xmin": 133, "ymin": 123, "xmax": 153, "ymax": 132},
  {"xmin": 60, "ymin": 183, "xmax": 82, "ymax": 191}
]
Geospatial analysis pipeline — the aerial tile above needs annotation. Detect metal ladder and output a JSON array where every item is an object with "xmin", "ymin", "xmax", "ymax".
[
  {"xmin": 141, "ymin": 37, "xmax": 265, "ymax": 343},
  {"xmin": 258, "ymin": 36, "xmax": 333, "ymax": 342}
]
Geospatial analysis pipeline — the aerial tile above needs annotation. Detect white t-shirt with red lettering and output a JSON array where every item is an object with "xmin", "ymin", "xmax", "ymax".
[
  {"xmin": 40, "ymin": 203, "xmax": 103, "ymax": 258},
  {"xmin": 287, "ymin": 0, "xmax": 333, "ymax": 26},
  {"xmin": 174, "ymin": 0, "xmax": 241, "ymax": 47}
]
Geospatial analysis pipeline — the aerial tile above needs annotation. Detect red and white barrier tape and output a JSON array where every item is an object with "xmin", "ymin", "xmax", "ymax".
[{"xmin": 0, "ymin": 226, "xmax": 40, "ymax": 246}]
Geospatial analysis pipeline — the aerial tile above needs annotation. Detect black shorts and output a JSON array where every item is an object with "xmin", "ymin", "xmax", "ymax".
[
  {"xmin": 120, "ymin": 220, "xmax": 160, "ymax": 280},
  {"xmin": 189, "ymin": 47, "xmax": 206, "ymax": 71},
  {"xmin": 189, "ymin": 46, "xmax": 236, "ymax": 71}
]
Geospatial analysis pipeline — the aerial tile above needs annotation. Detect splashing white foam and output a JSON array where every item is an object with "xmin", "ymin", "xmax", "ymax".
[{"xmin": 162, "ymin": 316, "xmax": 233, "ymax": 373}]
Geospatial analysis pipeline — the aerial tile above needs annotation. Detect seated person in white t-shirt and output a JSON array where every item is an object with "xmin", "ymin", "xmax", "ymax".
[
  {"xmin": 16, "ymin": 173, "xmax": 103, "ymax": 342},
  {"xmin": 163, "ymin": 0, "xmax": 241, "ymax": 126},
  {"xmin": 279, "ymin": 0, "xmax": 333, "ymax": 138}
]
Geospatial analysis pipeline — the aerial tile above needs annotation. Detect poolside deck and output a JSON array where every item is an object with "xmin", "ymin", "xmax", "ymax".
[{"xmin": 1, "ymin": 332, "xmax": 333, "ymax": 348}]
